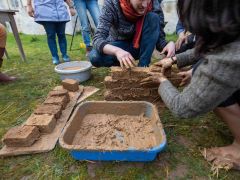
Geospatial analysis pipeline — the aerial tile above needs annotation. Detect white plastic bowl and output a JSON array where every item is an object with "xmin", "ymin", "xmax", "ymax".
[{"xmin": 54, "ymin": 61, "xmax": 92, "ymax": 82}]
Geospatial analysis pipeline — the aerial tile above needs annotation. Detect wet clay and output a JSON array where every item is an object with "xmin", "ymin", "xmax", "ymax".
[
  {"xmin": 63, "ymin": 66, "xmax": 82, "ymax": 70},
  {"xmin": 72, "ymin": 114, "xmax": 157, "ymax": 150}
]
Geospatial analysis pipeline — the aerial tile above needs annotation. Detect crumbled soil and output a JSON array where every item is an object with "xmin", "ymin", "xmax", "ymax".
[{"xmin": 72, "ymin": 114, "xmax": 158, "ymax": 150}]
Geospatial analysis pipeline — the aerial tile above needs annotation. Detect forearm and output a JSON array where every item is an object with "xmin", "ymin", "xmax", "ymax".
[
  {"xmin": 27, "ymin": 0, "xmax": 32, "ymax": 6},
  {"xmin": 102, "ymin": 44, "xmax": 122, "ymax": 56},
  {"xmin": 64, "ymin": 0, "xmax": 74, "ymax": 7},
  {"xmin": 159, "ymin": 71, "xmax": 237, "ymax": 118},
  {"xmin": 175, "ymin": 49, "xmax": 199, "ymax": 68}
]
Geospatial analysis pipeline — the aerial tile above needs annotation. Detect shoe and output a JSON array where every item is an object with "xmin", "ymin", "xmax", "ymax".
[
  {"xmin": 86, "ymin": 46, "xmax": 93, "ymax": 57},
  {"xmin": 63, "ymin": 55, "xmax": 70, "ymax": 62},
  {"xmin": 0, "ymin": 72, "xmax": 17, "ymax": 83},
  {"xmin": 52, "ymin": 57, "xmax": 60, "ymax": 65}
]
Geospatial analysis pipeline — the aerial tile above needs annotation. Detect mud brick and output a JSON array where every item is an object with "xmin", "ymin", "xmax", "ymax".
[
  {"xmin": 111, "ymin": 88, "xmax": 151, "ymax": 97},
  {"xmin": 2, "ymin": 126, "xmax": 40, "ymax": 147},
  {"xmin": 44, "ymin": 95, "xmax": 69, "ymax": 109},
  {"xmin": 62, "ymin": 79, "xmax": 79, "ymax": 92},
  {"xmin": 111, "ymin": 66, "xmax": 131, "ymax": 80},
  {"xmin": 48, "ymin": 89, "xmax": 68, "ymax": 97},
  {"xmin": 122, "ymin": 80, "xmax": 142, "ymax": 88},
  {"xmin": 104, "ymin": 76, "xmax": 121, "ymax": 89},
  {"xmin": 130, "ymin": 67, "xmax": 150, "ymax": 80},
  {"xmin": 34, "ymin": 104, "xmax": 62, "ymax": 119},
  {"xmin": 104, "ymin": 90, "xmax": 122, "ymax": 101},
  {"xmin": 48, "ymin": 89, "xmax": 70, "ymax": 102},
  {"xmin": 25, "ymin": 114, "xmax": 56, "ymax": 133}
]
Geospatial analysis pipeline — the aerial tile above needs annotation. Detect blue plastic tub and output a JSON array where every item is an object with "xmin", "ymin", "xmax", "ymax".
[{"xmin": 59, "ymin": 101, "xmax": 167, "ymax": 161}]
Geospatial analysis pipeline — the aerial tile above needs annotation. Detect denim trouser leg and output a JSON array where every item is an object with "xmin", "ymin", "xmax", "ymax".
[
  {"xmin": 86, "ymin": 0, "xmax": 100, "ymax": 27},
  {"xmin": 89, "ymin": 41, "xmax": 139, "ymax": 67},
  {"xmin": 139, "ymin": 12, "xmax": 160, "ymax": 67},
  {"xmin": 42, "ymin": 22, "xmax": 59, "ymax": 60},
  {"xmin": 74, "ymin": 0, "xmax": 99, "ymax": 47},
  {"xmin": 55, "ymin": 22, "xmax": 68, "ymax": 58}
]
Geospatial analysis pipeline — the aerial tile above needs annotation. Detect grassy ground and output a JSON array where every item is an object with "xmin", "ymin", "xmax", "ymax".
[{"xmin": 0, "ymin": 33, "xmax": 239, "ymax": 179}]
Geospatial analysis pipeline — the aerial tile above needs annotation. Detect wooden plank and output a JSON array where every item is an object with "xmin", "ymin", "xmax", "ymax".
[
  {"xmin": 77, "ymin": 86, "xmax": 99, "ymax": 104},
  {"xmin": 0, "ymin": 86, "xmax": 99, "ymax": 157}
]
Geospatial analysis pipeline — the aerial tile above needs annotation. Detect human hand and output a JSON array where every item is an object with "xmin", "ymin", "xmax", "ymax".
[
  {"xmin": 152, "ymin": 57, "xmax": 175, "ymax": 76},
  {"xmin": 27, "ymin": 5, "xmax": 34, "ymax": 17},
  {"xmin": 177, "ymin": 69, "xmax": 193, "ymax": 86},
  {"xmin": 70, "ymin": 8, "xmax": 76, "ymax": 16},
  {"xmin": 160, "ymin": 41, "xmax": 175, "ymax": 58},
  {"xmin": 140, "ymin": 72, "xmax": 167, "ymax": 87},
  {"xmin": 115, "ymin": 49, "xmax": 136, "ymax": 68},
  {"xmin": 175, "ymin": 31, "xmax": 191, "ymax": 51}
]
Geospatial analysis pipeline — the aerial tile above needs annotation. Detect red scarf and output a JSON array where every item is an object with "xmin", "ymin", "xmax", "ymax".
[{"xmin": 120, "ymin": 0, "xmax": 152, "ymax": 48}]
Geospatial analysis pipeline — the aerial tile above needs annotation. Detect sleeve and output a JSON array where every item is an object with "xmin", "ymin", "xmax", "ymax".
[
  {"xmin": 176, "ymin": 20, "xmax": 185, "ymax": 35},
  {"xmin": 175, "ymin": 49, "xmax": 200, "ymax": 68},
  {"xmin": 92, "ymin": 0, "xmax": 115, "ymax": 53},
  {"xmin": 153, "ymin": 0, "xmax": 167, "ymax": 50},
  {"xmin": 158, "ymin": 61, "xmax": 237, "ymax": 118}
]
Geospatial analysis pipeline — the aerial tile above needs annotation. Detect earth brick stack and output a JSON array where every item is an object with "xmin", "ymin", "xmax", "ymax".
[{"xmin": 104, "ymin": 66, "xmax": 182, "ymax": 101}]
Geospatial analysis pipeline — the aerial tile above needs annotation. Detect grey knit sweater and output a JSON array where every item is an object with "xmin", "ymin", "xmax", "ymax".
[
  {"xmin": 159, "ymin": 38, "xmax": 240, "ymax": 118},
  {"xmin": 93, "ymin": 0, "xmax": 166, "ymax": 53}
]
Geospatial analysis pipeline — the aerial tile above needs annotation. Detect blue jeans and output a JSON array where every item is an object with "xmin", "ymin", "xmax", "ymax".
[
  {"xmin": 74, "ymin": 0, "xmax": 100, "ymax": 47},
  {"xmin": 40, "ymin": 21, "xmax": 69, "ymax": 61},
  {"xmin": 89, "ymin": 12, "xmax": 160, "ymax": 67}
]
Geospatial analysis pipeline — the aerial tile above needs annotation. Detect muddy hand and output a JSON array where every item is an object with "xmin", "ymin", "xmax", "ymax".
[
  {"xmin": 140, "ymin": 72, "xmax": 166, "ymax": 87},
  {"xmin": 116, "ymin": 49, "xmax": 136, "ymax": 69},
  {"xmin": 177, "ymin": 69, "xmax": 192, "ymax": 86}
]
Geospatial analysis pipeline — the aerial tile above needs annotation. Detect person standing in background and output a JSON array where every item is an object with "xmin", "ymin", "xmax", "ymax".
[
  {"xmin": 0, "ymin": 24, "xmax": 17, "ymax": 83},
  {"xmin": 73, "ymin": 0, "xmax": 100, "ymax": 56},
  {"xmin": 27, "ymin": 0, "xmax": 76, "ymax": 65}
]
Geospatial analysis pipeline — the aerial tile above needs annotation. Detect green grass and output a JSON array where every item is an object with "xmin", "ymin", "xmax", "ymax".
[{"xmin": 0, "ymin": 33, "xmax": 239, "ymax": 179}]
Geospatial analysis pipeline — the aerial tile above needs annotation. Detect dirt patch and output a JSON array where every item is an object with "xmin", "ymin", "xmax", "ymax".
[
  {"xmin": 72, "ymin": 114, "xmax": 157, "ymax": 150},
  {"xmin": 176, "ymin": 135, "xmax": 193, "ymax": 148},
  {"xmin": 168, "ymin": 164, "xmax": 188, "ymax": 179}
]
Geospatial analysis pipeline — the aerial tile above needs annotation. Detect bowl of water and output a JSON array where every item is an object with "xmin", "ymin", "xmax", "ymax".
[{"xmin": 55, "ymin": 61, "xmax": 92, "ymax": 82}]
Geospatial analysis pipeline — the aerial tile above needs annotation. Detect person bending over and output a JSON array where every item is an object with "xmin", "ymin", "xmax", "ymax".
[
  {"xmin": 89, "ymin": 0, "xmax": 175, "ymax": 68},
  {"xmin": 141, "ymin": 0, "xmax": 240, "ymax": 170}
]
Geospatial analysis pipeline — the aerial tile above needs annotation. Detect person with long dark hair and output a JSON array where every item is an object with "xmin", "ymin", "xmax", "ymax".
[{"xmin": 141, "ymin": 0, "xmax": 240, "ymax": 169}]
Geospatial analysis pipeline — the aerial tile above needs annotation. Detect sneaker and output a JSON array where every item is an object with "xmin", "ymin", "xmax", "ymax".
[
  {"xmin": 63, "ymin": 55, "xmax": 70, "ymax": 62},
  {"xmin": 0, "ymin": 72, "xmax": 17, "ymax": 83},
  {"xmin": 52, "ymin": 57, "xmax": 60, "ymax": 65}
]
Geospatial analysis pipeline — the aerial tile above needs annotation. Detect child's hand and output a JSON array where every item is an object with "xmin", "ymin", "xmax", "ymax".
[
  {"xmin": 70, "ymin": 8, "xmax": 76, "ymax": 16},
  {"xmin": 27, "ymin": 5, "xmax": 34, "ymax": 17}
]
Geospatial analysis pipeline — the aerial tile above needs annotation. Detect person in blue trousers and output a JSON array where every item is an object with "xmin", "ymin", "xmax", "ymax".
[
  {"xmin": 27, "ymin": 0, "xmax": 76, "ymax": 65},
  {"xmin": 73, "ymin": 0, "xmax": 100, "ymax": 56},
  {"xmin": 89, "ymin": 0, "xmax": 175, "ymax": 68}
]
